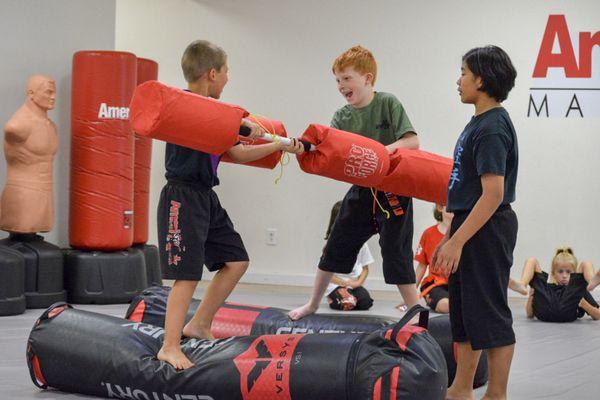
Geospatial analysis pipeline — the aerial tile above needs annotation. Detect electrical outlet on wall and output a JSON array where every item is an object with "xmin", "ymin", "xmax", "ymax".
[{"xmin": 266, "ymin": 228, "xmax": 277, "ymax": 245}]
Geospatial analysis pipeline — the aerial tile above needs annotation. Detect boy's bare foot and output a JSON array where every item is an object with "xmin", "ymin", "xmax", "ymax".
[
  {"xmin": 508, "ymin": 278, "xmax": 528, "ymax": 295},
  {"xmin": 288, "ymin": 303, "xmax": 318, "ymax": 321},
  {"xmin": 587, "ymin": 270, "xmax": 600, "ymax": 291},
  {"xmin": 183, "ymin": 322, "xmax": 215, "ymax": 340},
  {"xmin": 157, "ymin": 346, "xmax": 194, "ymax": 370}
]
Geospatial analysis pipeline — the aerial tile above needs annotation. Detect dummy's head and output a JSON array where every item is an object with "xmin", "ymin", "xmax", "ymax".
[
  {"xmin": 27, "ymin": 75, "xmax": 56, "ymax": 111},
  {"xmin": 332, "ymin": 45, "xmax": 377, "ymax": 108},
  {"xmin": 550, "ymin": 247, "xmax": 578, "ymax": 285},
  {"xmin": 181, "ymin": 40, "xmax": 228, "ymax": 99},
  {"xmin": 458, "ymin": 45, "xmax": 516, "ymax": 104}
]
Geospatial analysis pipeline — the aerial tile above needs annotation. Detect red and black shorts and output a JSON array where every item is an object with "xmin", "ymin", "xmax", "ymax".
[{"xmin": 157, "ymin": 180, "xmax": 249, "ymax": 281}]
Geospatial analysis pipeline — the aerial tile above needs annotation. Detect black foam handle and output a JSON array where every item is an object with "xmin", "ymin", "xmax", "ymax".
[
  {"xmin": 300, "ymin": 140, "xmax": 313, "ymax": 152},
  {"xmin": 238, "ymin": 125, "xmax": 251, "ymax": 137}
]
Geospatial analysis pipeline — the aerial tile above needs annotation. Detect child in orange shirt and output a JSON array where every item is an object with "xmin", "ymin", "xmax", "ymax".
[{"xmin": 415, "ymin": 205, "xmax": 453, "ymax": 313}]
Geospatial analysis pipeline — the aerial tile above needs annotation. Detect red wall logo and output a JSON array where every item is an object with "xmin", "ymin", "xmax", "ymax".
[
  {"xmin": 533, "ymin": 15, "xmax": 598, "ymax": 78},
  {"xmin": 529, "ymin": 15, "xmax": 600, "ymax": 118},
  {"xmin": 233, "ymin": 335, "xmax": 302, "ymax": 400}
]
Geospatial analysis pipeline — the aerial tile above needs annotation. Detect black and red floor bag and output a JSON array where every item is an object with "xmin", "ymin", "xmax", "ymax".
[
  {"xmin": 126, "ymin": 286, "xmax": 488, "ymax": 389},
  {"xmin": 28, "ymin": 303, "xmax": 447, "ymax": 399}
]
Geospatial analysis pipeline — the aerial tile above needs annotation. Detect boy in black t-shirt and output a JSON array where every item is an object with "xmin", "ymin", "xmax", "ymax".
[
  {"xmin": 433, "ymin": 46, "xmax": 518, "ymax": 400},
  {"xmin": 157, "ymin": 40, "xmax": 304, "ymax": 370}
]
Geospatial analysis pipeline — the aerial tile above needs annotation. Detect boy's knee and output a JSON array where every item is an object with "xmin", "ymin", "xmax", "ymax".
[
  {"xmin": 225, "ymin": 260, "xmax": 249, "ymax": 274},
  {"xmin": 435, "ymin": 299, "xmax": 450, "ymax": 313}
]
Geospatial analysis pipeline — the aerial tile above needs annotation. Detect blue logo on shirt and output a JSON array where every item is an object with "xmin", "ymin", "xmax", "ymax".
[{"xmin": 448, "ymin": 132, "xmax": 467, "ymax": 190}]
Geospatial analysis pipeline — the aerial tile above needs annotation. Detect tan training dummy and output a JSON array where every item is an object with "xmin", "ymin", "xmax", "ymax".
[{"xmin": 1, "ymin": 75, "xmax": 57, "ymax": 233}]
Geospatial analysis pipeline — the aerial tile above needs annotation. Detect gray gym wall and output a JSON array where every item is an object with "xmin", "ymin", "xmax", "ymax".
[{"xmin": 0, "ymin": 0, "xmax": 116, "ymax": 246}]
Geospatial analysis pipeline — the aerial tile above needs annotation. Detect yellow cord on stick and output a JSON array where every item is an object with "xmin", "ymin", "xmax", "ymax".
[{"xmin": 249, "ymin": 114, "xmax": 288, "ymax": 184}]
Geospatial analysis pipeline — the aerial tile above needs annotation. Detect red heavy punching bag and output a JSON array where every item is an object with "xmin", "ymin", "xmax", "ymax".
[
  {"xmin": 133, "ymin": 58, "xmax": 158, "ymax": 245},
  {"xmin": 220, "ymin": 115, "xmax": 287, "ymax": 169},
  {"xmin": 296, "ymin": 124, "xmax": 390, "ymax": 187},
  {"xmin": 129, "ymin": 81, "xmax": 248, "ymax": 155},
  {"xmin": 70, "ymin": 51, "xmax": 137, "ymax": 251},
  {"xmin": 376, "ymin": 149, "xmax": 452, "ymax": 205}
]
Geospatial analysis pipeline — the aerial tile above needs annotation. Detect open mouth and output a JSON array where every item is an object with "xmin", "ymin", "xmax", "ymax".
[{"xmin": 344, "ymin": 91, "xmax": 353, "ymax": 100}]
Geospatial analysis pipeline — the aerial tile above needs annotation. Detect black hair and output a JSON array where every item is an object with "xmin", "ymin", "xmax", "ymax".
[
  {"xmin": 462, "ymin": 45, "xmax": 517, "ymax": 102},
  {"xmin": 325, "ymin": 201, "xmax": 343, "ymax": 240},
  {"xmin": 433, "ymin": 206, "xmax": 442, "ymax": 222}
]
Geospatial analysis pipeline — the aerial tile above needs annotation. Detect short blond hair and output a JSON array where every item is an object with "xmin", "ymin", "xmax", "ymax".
[
  {"xmin": 332, "ymin": 45, "xmax": 377, "ymax": 85},
  {"xmin": 181, "ymin": 40, "xmax": 227, "ymax": 83},
  {"xmin": 549, "ymin": 247, "xmax": 578, "ymax": 284}
]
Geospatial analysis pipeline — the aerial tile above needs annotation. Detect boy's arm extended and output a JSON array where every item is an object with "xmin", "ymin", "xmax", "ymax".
[
  {"xmin": 227, "ymin": 141, "xmax": 283, "ymax": 163},
  {"xmin": 227, "ymin": 137, "xmax": 304, "ymax": 163}
]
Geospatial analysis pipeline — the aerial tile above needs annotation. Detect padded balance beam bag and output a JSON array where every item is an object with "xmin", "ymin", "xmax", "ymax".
[
  {"xmin": 70, "ymin": 51, "xmax": 138, "ymax": 250},
  {"xmin": 296, "ymin": 124, "xmax": 390, "ymax": 187},
  {"xmin": 129, "ymin": 80, "xmax": 248, "ymax": 155},
  {"xmin": 126, "ymin": 286, "xmax": 396, "ymax": 337},
  {"xmin": 127, "ymin": 286, "xmax": 488, "ymax": 389},
  {"xmin": 28, "ymin": 303, "xmax": 447, "ymax": 400},
  {"xmin": 220, "ymin": 116, "xmax": 288, "ymax": 169},
  {"xmin": 376, "ymin": 149, "xmax": 452, "ymax": 205}
]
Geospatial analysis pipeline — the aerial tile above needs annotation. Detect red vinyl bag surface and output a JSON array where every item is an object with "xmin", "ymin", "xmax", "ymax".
[
  {"xmin": 69, "ymin": 51, "xmax": 137, "ymax": 250},
  {"xmin": 129, "ymin": 80, "xmax": 248, "ymax": 155},
  {"xmin": 220, "ymin": 115, "xmax": 287, "ymax": 169},
  {"xmin": 296, "ymin": 124, "xmax": 390, "ymax": 187},
  {"xmin": 132, "ymin": 58, "xmax": 158, "ymax": 245},
  {"xmin": 376, "ymin": 149, "xmax": 452, "ymax": 205}
]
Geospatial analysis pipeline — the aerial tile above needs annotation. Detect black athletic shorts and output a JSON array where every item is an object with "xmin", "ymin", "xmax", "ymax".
[
  {"xmin": 424, "ymin": 285, "xmax": 449, "ymax": 311},
  {"xmin": 448, "ymin": 204, "xmax": 518, "ymax": 350},
  {"xmin": 531, "ymin": 272, "xmax": 592, "ymax": 322},
  {"xmin": 318, "ymin": 186, "xmax": 415, "ymax": 285},
  {"xmin": 157, "ymin": 180, "xmax": 249, "ymax": 281}
]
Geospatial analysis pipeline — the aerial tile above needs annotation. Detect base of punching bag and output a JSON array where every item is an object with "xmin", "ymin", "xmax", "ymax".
[
  {"xmin": 64, "ymin": 247, "xmax": 147, "ymax": 304},
  {"xmin": 132, "ymin": 243, "xmax": 162, "ymax": 286},
  {"xmin": 0, "ymin": 244, "xmax": 26, "ymax": 316},
  {"xmin": 0, "ymin": 234, "xmax": 67, "ymax": 309}
]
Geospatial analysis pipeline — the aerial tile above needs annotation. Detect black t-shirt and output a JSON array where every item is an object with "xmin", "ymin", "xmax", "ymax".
[
  {"xmin": 446, "ymin": 107, "xmax": 518, "ymax": 212},
  {"xmin": 164, "ymin": 143, "xmax": 221, "ymax": 189}
]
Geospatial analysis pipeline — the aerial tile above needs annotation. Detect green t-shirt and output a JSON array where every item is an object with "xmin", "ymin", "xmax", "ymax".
[{"xmin": 330, "ymin": 92, "xmax": 415, "ymax": 146}]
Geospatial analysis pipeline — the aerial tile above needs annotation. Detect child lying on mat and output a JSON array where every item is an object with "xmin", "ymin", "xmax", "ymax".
[{"xmin": 509, "ymin": 247, "xmax": 600, "ymax": 321}]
